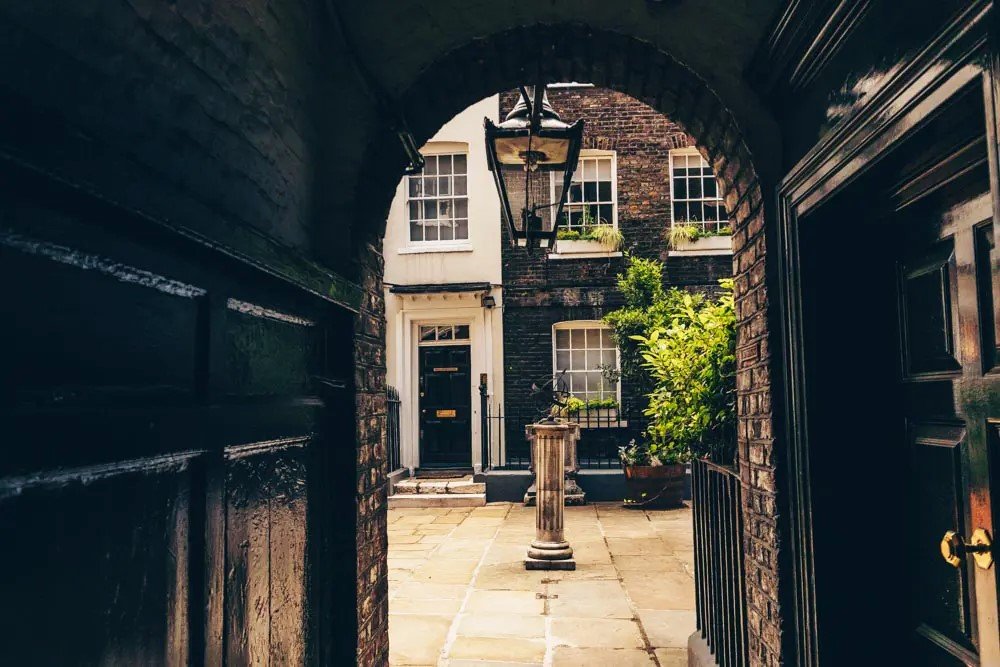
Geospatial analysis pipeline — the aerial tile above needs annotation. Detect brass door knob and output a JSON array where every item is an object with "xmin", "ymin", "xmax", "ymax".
[{"xmin": 940, "ymin": 529, "xmax": 994, "ymax": 570}]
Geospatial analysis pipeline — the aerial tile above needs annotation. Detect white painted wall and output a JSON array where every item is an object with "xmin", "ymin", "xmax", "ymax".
[
  {"xmin": 383, "ymin": 95, "xmax": 502, "ymax": 286},
  {"xmin": 383, "ymin": 95, "xmax": 505, "ymax": 472}
]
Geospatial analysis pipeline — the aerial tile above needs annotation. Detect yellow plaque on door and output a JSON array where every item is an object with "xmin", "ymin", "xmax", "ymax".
[
  {"xmin": 433, "ymin": 367, "xmax": 459, "ymax": 372},
  {"xmin": 436, "ymin": 409, "xmax": 457, "ymax": 418}
]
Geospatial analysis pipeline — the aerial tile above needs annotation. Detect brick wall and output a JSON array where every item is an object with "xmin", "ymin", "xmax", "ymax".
[
  {"xmin": 354, "ymin": 241, "xmax": 390, "ymax": 666},
  {"xmin": 499, "ymin": 87, "xmax": 733, "ymax": 423},
  {"xmin": 0, "ymin": 1, "xmax": 325, "ymax": 254}
]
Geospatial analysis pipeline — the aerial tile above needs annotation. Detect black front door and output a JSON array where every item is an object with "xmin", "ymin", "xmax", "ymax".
[
  {"xmin": 799, "ymin": 87, "xmax": 1000, "ymax": 665},
  {"xmin": 893, "ymin": 178, "xmax": 1000, "ymax": 665},
  {"xmin": 419, "ymin": 346, "xmax": 472, "ymax": 468}
]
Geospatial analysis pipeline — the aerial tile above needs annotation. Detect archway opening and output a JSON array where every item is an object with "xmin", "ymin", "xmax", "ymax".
[{"xmin": 374, "ymin": 74, "xmax": 751, "ymax": 664}]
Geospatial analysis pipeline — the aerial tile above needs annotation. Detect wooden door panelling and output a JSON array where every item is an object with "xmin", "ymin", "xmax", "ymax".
[{"xmin": 0, "ymin": 161, "xmax": 358, "ymax": 664}]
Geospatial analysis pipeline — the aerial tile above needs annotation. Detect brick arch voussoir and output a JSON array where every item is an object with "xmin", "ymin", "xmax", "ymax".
[{"xmin": 357, "ymin": 25, "xmax": 761, "ymax": 246}]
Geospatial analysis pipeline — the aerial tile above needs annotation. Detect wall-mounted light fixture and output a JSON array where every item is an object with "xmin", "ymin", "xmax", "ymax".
[{"xmin": 481, "ymin": 294, "xmax": 497, "ymax": 309}]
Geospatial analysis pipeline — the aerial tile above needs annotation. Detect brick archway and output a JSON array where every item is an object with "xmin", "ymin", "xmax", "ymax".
[{"xmin": 352, "ymin": 24, "xmax": 780, "ymax": 665}]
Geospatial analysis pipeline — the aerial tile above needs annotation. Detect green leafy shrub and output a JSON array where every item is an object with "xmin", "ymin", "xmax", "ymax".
[
  {"xmin": 633, "ymin": 279, "xmax": 736, "ymax": 463},
  {"xmin": 603, "ymin": 256, "xmax": 682, "ymax": 397},
  {"xmin": 605, "ymin": 255, "xmax": 736, "ymax": 465}
]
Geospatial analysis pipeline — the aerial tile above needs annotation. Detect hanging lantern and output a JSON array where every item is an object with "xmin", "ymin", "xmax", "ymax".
[{"xmin": 484, "ymin": 86, "xmax": 584, "ymax": 249}]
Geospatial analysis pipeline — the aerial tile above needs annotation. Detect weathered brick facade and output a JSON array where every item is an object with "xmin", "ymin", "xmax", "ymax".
[
  {"xmin": 500, "ymin": 87, "xmax": 734, "ymax": 424},
  {"xmin": 354, "ymin": 241, "xmax": 390, "ymax": 665}
]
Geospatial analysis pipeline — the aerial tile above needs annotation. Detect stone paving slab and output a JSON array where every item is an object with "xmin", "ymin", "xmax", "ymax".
[{"xmin": 388, "ymin": 502, "xmax": 695, "ymax": 666}]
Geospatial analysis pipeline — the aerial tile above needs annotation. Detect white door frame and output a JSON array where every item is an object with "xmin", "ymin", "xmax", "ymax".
[{"xmin": 394, "ymin": 299, "xmax": 498, "ymax": 472}]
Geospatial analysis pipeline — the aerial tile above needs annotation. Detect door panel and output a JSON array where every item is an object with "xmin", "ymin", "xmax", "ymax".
[
  {"xmin": 0, "ymin": 164, "xmax": 359, "ymax": 664},
  {"xmin": 910, "ymin": 424, "xmax": 976, "ymax": 660},
  {"xmin": 419, "ymin": 346, "xmax": 472, "ymax": 467},
  {"xmin": 900, "ymin": 240, "xmax": 962, "ymax": 378},
  {"xmin": 896, "ymin": 184, "xmax": 999, "ymax": 664}
]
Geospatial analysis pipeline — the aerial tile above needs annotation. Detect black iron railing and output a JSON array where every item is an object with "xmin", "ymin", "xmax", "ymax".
[
  {"xmin": 692, "ymin": 458, "xmax": 748, "ymax": 667},
  {"xmin": 481, "ymin": 401, "xmax": 646, "ymax": 470},
  {"xmin": 386, "ymin": 385, "xmax": 402, "ymax": 473}
]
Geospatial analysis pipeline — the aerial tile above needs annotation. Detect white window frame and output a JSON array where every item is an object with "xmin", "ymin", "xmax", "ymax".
[
  {"xmin": 405, "ymin": 150, "xmax": 470, "ymax": 246},
  {"xmin": 551, "ymin": 320, "xmax": 621, "ymax": 406},
  {"xmin": 417, "ymin": 323, "xmax": 472, "ymax": 346},
  {"xmin": 551, "ymin": 150, "xmax": 618, "ymax": 234},
  {"xmin": 668, "ymin": 147, "xmax": 729, "ymax": 236}
]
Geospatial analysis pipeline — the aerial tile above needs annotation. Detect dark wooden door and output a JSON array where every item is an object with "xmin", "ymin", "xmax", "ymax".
[
  {"xmin": 418, "ymin": 346, "xmax": 472, "ymax": 468},
  {"xmin": 895, "ymin": 182, "xmax": 1000, "ymax": 664},
  {"xmin": 0, "ymin": 161, "xmax": 359, "ymax": 664}
]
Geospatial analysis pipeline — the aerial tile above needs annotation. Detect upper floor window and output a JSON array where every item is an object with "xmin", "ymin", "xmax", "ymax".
[
  {"xmin": 669, "ymin": 148, "xmax": 728, "ymax": 235},
  {"xmin": 407, "ymin": 153, "xmax": 468, "ymax": 243},
  {"xmin": 557, "ymin": 152, "xmax": 617, "ymax": 235},
  {"xmin": 553, "ymin": 322, "xmax": 619, "ymax": 403}
]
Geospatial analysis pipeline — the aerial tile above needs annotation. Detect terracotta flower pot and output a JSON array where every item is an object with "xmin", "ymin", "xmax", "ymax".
[{"xmin": 622, "ymin": 464, "xmax": 686, "ymax": 508}]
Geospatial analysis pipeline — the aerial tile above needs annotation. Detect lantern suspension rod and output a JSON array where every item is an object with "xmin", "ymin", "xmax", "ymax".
[
  {"xmin": 530, "ymin": 83, "xmax": 545, "ymax": 135},
  {"xmin": 518, "ymin": 86, "xmax": 533, "ymax": 116}
]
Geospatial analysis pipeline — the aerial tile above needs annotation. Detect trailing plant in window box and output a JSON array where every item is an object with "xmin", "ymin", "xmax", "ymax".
[
  {"xmin": 550, "ymin": 396, "xmax": 619, "ymax": 416},
  {"xmin": 666, "ymin": 223, "xmax": 732, "ymax": 248},
  {"xmin": 666, "ymin": 224, "xmax": 704, "ymax": 248}
]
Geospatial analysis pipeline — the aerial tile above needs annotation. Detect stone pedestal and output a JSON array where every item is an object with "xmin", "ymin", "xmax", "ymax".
[
  {"xmin": 523, "ymin": 422, "xmax": 586, "ymax": 506},
  {"xmin": 525, "ymin": 422, "xmax": 576, "ymax": 570}
]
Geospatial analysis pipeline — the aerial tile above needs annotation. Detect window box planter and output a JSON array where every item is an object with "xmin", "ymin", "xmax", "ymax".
[
  {"xmin": 553, "ymin": 238, "xmax": 620, "ymax": 256},
  {"xmin": 622, "ymin": 463, "xmax": 686, "ymax": 508},
  {"xmin": 669, "ymin": 234, "xmax": 732, "ymax": 255},
  {"xmin": 566, "ymin": 407, "xmax": 623, "ymax": 428}
]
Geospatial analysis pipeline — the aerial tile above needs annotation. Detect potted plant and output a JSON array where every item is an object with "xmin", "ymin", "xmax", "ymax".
[
  {"xmin": 555, "ymin": 209, "xmax": 623, "ymax": 254},
  {"xmin": 604, "ymin": 257, "xmax": 737, "ymax": 508},
  {"xmin": 666, "ymin": 221, "xmax": 732, "ymax": 254},
  {"xmin": 551, "ymin": 396, "xmax": 620, "ymax": 429},
  {"xmin": 619, "ymin": 438, "xmax": 689, "ymax": 508}
]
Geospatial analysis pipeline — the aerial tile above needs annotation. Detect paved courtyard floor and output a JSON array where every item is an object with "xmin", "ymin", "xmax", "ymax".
[{"xmin": 388, "ymin": 502, "xmax": 695, "ymax": 666}]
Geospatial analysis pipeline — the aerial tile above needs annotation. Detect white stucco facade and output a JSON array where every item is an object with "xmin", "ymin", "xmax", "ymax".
[{"xmin": 384, "ymin": 95, "xmax": 504, "ymax": 472}]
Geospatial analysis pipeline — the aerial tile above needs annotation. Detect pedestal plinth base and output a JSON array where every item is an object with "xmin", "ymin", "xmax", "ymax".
[
  {"xmin": 525, "ymin": 540, "xmax": 575, "ymax": 569},
  {"xmin": 525, "ymin": 556, "xmax": 576, "ymax": 570}
]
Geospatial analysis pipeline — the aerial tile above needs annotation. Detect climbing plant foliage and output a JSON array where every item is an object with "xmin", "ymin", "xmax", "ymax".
[{"xmin": 604, "ymin": 255, "xmax": 736, "ymax": 464}]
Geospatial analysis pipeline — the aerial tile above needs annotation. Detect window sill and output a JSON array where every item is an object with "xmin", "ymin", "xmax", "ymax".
[
  {"xmin": 398, "ymin": 243, "xmax": 473, "ymax": 255},
  {"xmin": 550, "ymin": 251, "xmax": 623, "ymax": 260},
  {"xmin": 668, "ymin": 234, "xmax": 732, "ymax": 256}
]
